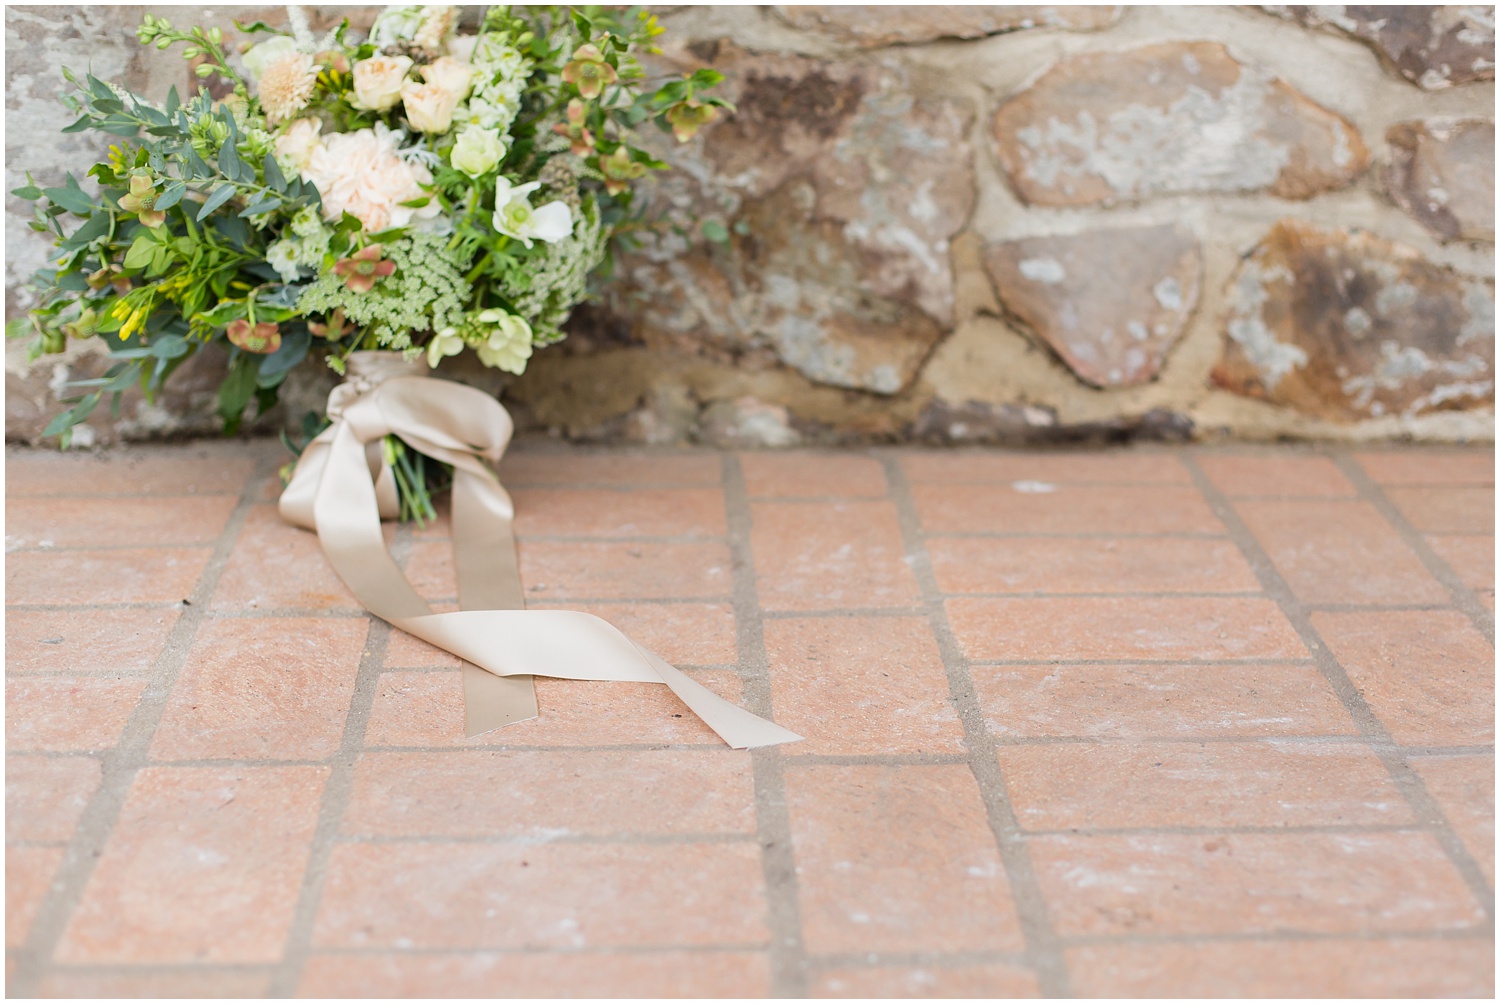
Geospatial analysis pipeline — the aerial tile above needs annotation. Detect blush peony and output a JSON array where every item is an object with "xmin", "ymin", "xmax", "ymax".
[{"xmin": 301, "ymin": 127, "xmax": 441, "ymax": 233}]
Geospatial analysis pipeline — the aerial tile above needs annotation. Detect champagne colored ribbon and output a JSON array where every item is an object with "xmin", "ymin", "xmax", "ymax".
[{"xmin": 279, "ymin": 353, "xmax": 802, "ymax": 749}]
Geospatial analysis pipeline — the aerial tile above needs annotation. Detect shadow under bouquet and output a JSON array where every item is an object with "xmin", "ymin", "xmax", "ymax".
[{"xmin": 13, "ymin": 3, "xmax": 728, "ymax": 519}]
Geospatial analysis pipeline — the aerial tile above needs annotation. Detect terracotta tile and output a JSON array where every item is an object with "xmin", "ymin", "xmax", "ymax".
[
  {"xmin": 1235, "ymin": 499, "xmax": 1447, "ymax": 606},
  {"xmin": 211, "ymin": 504, "xmax": 364, "ymax": 610},
  {"xmin": 6, "ymin": 677, "xmax": 145, "ymax": 752},
  {"xmin": 1031, "ymin": 831, "xmax": 1485, "ymax": 937},
  {"xmin": 927, "ymin": 536, "xmax": 1259, "ymax": 594},
  {"xmin": 999, "ymin": 741, "xmax": 1411, "ymax": 831},
  {"xmin": 1196, "ymin": 454, "xmax": 1357, "ymax": 497},
  {"xmin": 948, "ymin": 597, "xmax": 1306, "ymax": 662},
  {"xmin": 741, "ymin": 452, "xmax": 887, "ymax": 498},
  {"xmin": 901, "ymin": 452, "xmax": 1190, "ymax": 485},
  {"xmin": 1411, "ymin": 754, "xmax": 1495, "ymax": 885},
  {"xmin": 57, "ymin": 765, "xmax": 328, "ymax": 963},
  {"xmin": 1385, "ymin": 486, "xmax": 1495, "ymax": 534},
  {"xmin": 750, "ymin": 501, "xmax": 920, "ymax": 611},
  {"xmin": 1425, "ymin": 534, "xmax": 1495, "ymax": 591},
  {"xmin": 364, "ymin": 669, "xmax": 747, "ymax": 748},
  {"xmin": 150, "ymin": 617, "xmax": 368, "ymax": 761},
  {"xmin": 36, "ymin": 969, "xmax": 272, "ymax": 998},
  {"xmin": 298, "ymin": 950, "xmax": 770, "ymax": 997},
  {"xmin": 913, "ymin": 484, "xmax": 1222, "ymax": 535},
  {"xmin": 519, "ymin": 540, "xmax": 732, "ymax": 600},
  {"xmin": 785, "ymin": 764, "xmax": 1024, "ymax": 954},
  {"xmin": 499, "ymin": 451, "xmax": 722, "ymax": 487},
  {"xmin": 5, "ymin": 608, "xmax": 178, "ymax": 677},
  {"xmin": 7, "ymin": 755, "xmax": 101, "ymax": 843},
  {"xmin": 5, "ymin": 495, "xmax": 237, "ymax": 548},
  {"xmin": 512, "ymin": 487, "xmax": 726, "ymax": 537},
  {"xmin": 344, "ymin": 748, "xmax": 754, "ymax": 837},
  {"xmin": 973, "ymin": 664, "xmax": 1357, "ymax": 739},
  {"xmin": 531, "ymin": 602, "xmax": 738, "ymax": 665},
  {"xmin": 1067, "ymin": 937, "xmax": 1495, "ymax": 998},
  {"xmin": 5, "ymin": 446, "xmax": 258, "ymax": 497},
  {"xmin": 6, "ymin": 846, "xmax": 63, "ymax": 948},
  {"xmin": 401, "ymin": 539, "xmax": 457, "ymax": 601},
  {"xmin": 1313, "ymin": 610, "xmax": 1494, "ymax": 746},
  {"xmin": 764, "ymin": 616, "xmax": 963, "ymax": 755},
  {"xmin": 1356, "ymin": 450, "xmax": 1495, "ymax": 486},
  {"xmin": 312, "ymin": 841, "xmax": 766, "ymax": 949},
  {"xmin": 7, "ymin": 548, "xmax": 210, "ymax": 606},
  {"xmin": 812, "ymin": 963, "xmax": 1040, "ymax": 998}
]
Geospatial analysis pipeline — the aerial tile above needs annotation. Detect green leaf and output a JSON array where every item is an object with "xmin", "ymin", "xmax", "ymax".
[
  {"xmin": 218, "ymin": 137, "xmax": 243, "ymax": 180},
  {"xmin": 123, "ymin": 233, "xmax": 158, "ymax": 269},
  {"xmin": 217, "ymin": 353, "xmax": 260, "ymax": 430},
  {"xmin": 701, "ymin": 220, "xmax": 729, "ymax": 244},
  {"xmin": 262, "ymin": 152, "xmax": 286, "ymax": 192},
  {"xmin": 238, "ymin": 196, "xmax": 281, "ymax": 217},
  {"xmin": 61, "ymin": 115, "xmax": 94, "ymax": 133},
  {"xmin": 165, "ymin": 85, "xmax": 181, "ymax": 118},
  {"xmin": 196, "ymin": 184, "xmax": 235, "ymax": 221},
  {"xmin": 42, "ymin": 186, "xmax": 95, "ymax": 214},
  {"xmin": 86, "ymin": 74, "xmax": 114, "ymax": 101},
  {"xmin": 10, "ymin": 184, "xmax": 42, "ymax": 201},
  {"xmin": 688, "ymin": 68, "xmax": 725, "ymax": 88},
  {"xmin": 154, "ymin": 180, "xmax": 186, "ymax": 211},
  {"xmin": 147, "ymin": 334, "xmax": 190, "ymax": 359}
]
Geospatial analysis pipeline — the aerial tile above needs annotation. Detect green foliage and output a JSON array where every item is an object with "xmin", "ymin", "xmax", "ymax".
[{"xmin": 298, "ymin": 235, "xmax": 472, "ymax": 348}]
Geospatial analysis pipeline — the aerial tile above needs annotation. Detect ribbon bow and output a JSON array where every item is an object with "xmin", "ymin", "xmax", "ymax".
[{"xmin": 280, "ymin": 352, "xmax": 802, "ymax": 749}]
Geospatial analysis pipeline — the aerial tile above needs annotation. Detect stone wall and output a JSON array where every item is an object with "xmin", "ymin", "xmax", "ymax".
[{"xmin": 6, "ymin": 5, "xmax": 1496, "ymax": 446}]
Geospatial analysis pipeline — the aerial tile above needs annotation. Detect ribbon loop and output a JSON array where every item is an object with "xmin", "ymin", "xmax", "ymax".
[{"xmin": 279, "ymin": 354, "xmax": 802, "ymax": 749}]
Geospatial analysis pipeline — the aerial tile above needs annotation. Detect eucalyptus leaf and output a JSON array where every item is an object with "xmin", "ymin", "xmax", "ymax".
[{"xmin": 196, "ymin": 184, "xmax": 235, "ymax": 221}]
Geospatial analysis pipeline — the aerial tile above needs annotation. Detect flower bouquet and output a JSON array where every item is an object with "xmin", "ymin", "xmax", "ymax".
[
  {"xmin": 10, "ymin": 6, "xmax": 799, "ymax": 749},
  {"xmin": 12, "ymin": 3, "xmax": 727, "ymax": 516}
]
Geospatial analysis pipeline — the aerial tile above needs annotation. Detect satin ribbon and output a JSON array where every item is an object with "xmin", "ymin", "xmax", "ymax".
[{"xmin": 279, "ymin": 352, "xmax": 802, "ymax": 749}]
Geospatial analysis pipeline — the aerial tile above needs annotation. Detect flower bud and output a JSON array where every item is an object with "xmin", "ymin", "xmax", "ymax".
[
  {"xmin": 208, "ymin": 26, "xmax": 222, "ymax": 44},
  {"xmin": 156, "ymin": 37, "xmax": 171, "ymax": 49},
  {"xmin": 195, "ymin": 63, "xmax": 215, "ymax": 77}
]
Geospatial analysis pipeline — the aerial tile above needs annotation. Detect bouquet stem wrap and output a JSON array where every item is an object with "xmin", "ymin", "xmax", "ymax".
[{"xmin": 279, "ymin": 353, "xmax": 802, "ymax": 749}]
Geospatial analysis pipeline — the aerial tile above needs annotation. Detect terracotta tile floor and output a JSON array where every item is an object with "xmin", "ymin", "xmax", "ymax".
[{"xmin": 5, "ymin": 441, "xmax": 1494, "ymax": 998}]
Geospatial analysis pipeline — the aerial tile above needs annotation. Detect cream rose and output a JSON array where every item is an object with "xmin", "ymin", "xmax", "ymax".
[
  {"xmin": 274, "ymin": 117, "xmax": 323, "ymax": 173},
  {"xmin": 401, "ymin": 80, "xmax": 460, "ymax": 134},
  {"xmin": 350, "ymin": 54, "xmax": 413, "ymax": 112},
  {"xmin": 301, "ymin": 126, "xmax": 441, "ymax": 233},
  {"xmin": 421, "ymin": 56, "xmax": 474, "ymax": 103}
]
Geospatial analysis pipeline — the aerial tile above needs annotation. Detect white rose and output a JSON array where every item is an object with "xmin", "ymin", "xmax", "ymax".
[
  {"xmin": 242, "ymin": 36, "xmax": 298, "ymax": 80},
  {"xmin": 449, "ymin": 127, "xmax": 505, "ymax": 177},
  {"xmin": 421, "ymin": 55, "xmax": 474, "ymax": 103},
  {"xmin": 301, "ymin": 126, "xmax": 441, "ymax": 233},
  {"xmin": 273, "ymin": 117, "xmax": 323, "ymax": 173},
  {"xmin": 401, "ymin": 80, "xmax": 460, "ymax": 134},
  {"xmin": 351, "ymin": 55, "xmax": 413, "ymax": 112}
]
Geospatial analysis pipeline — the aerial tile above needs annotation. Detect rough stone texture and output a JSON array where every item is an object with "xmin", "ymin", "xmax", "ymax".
[
  {"xmin": 5, "ymin": 6, "xmax": 1496, "ymax": 446},
  {"xmin": 773, "ymin": 5, "xmax": 1120, "ymax": 47},
  {"xmin": 1261, "ymin": 5, "xmax": 1496, "ymax": 90},
  {"xmin": 1384, "ymin": 119, "xmax": 1496, "ymax": 243},
  {"xmin": 983, "ymin": 225, "xmax": 1202, "ymax": 387},
  {"xmin": 599, "ymin": 42, "xmax": 975, "ymax": 397},
  {"xmin": 1214, "ymin": 220, "xmax": 1495, "ymax": 422},
  {"xmin": 992, "ymin": 41, "xmax": 1370, "ymax": 206}
]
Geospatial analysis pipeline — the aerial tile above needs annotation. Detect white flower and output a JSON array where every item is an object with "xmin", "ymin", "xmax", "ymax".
[
  {"xmin": 351, "ymin": 55, "xmax": 414, "ymax": 112},
  {"xmin": 302, "ymin": 127, "xmax": 441, "ymax": 233},
  {"xmin": 491, "ymin": 178, "xmax": 572, "ymax": 248},
  {"xmin": 258, "ymin": 51, "xmax": 317, "ymax": 124},
  {"xmin": 242, "ymin": 36, "xmax": 299, "ymax": 80},
  {"xmin": 400, "ymin": 80, "xmax": 459, "ymax": 134},
  {"xmin": 426, "ymin": 326, "xmax": 465, "ymax": 368},
  {"xmin": 450, "ymin": 127, "xmax": 505, "ymax": 177},
  {"xmin": 473, "ymin": 309, "xmax": 533, "ymax": 373},
  {"xmin": 421, "ymin": 55, "xmax": 473, "ymax": 103},
  {"xmin": 413, "ymin": 5, "xmax": 458, "ymax": 50},
  {"xmin": 266, "ymin": 239, "xmax": 304, "ymax": 282},
  {"xmin": 273, "ymin": 118, "xmax": 323, "ymax": 173},
  {"xmin": 368, "ymin": 5, "xmax": 424, "ymax": 46},
  {"xmin": 446, "ymin": 32, "xmax": 479, "ymax": 63}
]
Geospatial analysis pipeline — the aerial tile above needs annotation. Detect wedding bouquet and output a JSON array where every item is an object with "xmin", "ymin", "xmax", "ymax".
[{"xmin": 12, "ymin": 4, "xmax": 727, "ymax": 515}]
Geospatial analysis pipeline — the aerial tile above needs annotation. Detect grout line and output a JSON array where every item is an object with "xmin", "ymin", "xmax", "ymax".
[
  {"xmin": 722, "ymin": 453, "xmax": 809, "ymax": 999},
  {"xmin": 936, "ymin": 590, "xmax": 1270, "ymax": 599},
  {"xmin": 1334, "ymin": 455, "xmax": 1495, "ymax": 645},
  {"xmin": 1058, "ymin": 927, "xmax": 1495, "ymax": 948},
  {"xmin": 969, "ymin": 656, "xmax": 1319, "ymax": 666},
  {"xmin": 922, "ymin": 530, "xmax": 1230, "ymax": 540},
  {"xmin": 781, "ymin": 753, "xmax": 972, "ymax": 766},
  {"xmin": 264, "ymin": 533, "xmax": 398, "ymax": 998},
  {"xmin": 6, "ymin": 452, "xmax": 276, "ymax": 999},
  {"xmin": 1183, "ymin": 452, "xmax": 1496, "ymax": 922},
  {"xmin": 760, "ymin": 606, "xmax": 928, "ymax": 618},
  {"xmin": 268, "ymin": 942, "xmax": 773, "ymax": 957},
  {"xmin": 1019, "ymin": 822, "xmax": 1427, "ymax": 838},
  {"xmin": 333, "ymin": 832, "xmax": 758, "ymax": 846},
  {"xmin": 805, "ymin": 949, "xmax": 1031, "ymax": 970},
  {"xmin": 879, "ymin": 451, "xmax": 1072, "ymax": 998}
]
